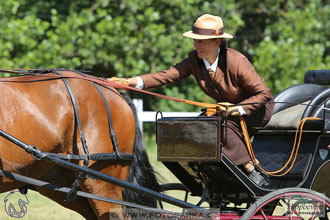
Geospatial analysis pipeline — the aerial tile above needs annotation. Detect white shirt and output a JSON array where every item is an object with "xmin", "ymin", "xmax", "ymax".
[
  {"xmin": 203, "ymin": 48, "xmax": 220, "ymax": 73},
  {"xmin": 135, "ymin": 76, "xmax": 144, "ymax": 89}
]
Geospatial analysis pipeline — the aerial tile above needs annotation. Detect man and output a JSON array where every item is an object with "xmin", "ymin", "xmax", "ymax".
[{"xmin": 110, "ymin": 14, "xmax": 274, "ymax": 187}]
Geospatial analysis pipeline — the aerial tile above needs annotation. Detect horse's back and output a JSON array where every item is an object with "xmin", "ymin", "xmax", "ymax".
[{"xmin": 0, "ymin": 71, "xmax": 135, "ymax": 179}]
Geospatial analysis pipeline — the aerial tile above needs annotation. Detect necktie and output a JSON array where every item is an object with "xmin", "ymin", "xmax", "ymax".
[{"xmin": 208, "ymin": 68, "xmax": 216, "ymax": 80}]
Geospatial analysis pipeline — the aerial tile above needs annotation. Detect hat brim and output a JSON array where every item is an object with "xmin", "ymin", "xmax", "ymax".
[{"xmin": 183, "ymin": 31, "xmax": 233, "ymax": 39}]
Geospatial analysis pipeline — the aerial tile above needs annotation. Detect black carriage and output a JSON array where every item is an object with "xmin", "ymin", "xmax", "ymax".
[{"xmin": 156, "ymin": 70, "xmax": 330, "ymax": 219}]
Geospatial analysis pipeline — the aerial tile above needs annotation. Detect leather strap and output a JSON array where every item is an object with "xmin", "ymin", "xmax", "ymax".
[
  {"xmin": 0, "ymin": 71, "xmax": 219, "ymax": 109},
  {"xmin": 52, "ymin": 71, "xmax": 90, "ymax": 158},
  {"xmin": 72, "ymin": 70, "xmax": 122, "ymax": 158},
  {"xmin": 239, "ymin": 116, "xmax": 321, "ymax": 176}
]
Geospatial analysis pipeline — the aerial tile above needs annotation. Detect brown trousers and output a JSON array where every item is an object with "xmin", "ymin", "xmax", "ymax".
[{"xmin": 222, "ymin": 102, "xmax": 274, "ymax": 165}]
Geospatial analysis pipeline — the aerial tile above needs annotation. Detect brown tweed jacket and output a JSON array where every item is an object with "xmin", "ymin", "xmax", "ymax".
[{"xmin": 140, "ymin": 48, "xmax": 274, "ymax": 128}]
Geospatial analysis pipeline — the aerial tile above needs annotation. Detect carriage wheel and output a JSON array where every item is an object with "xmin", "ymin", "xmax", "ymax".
[
  {"xmin": 241, "ymin": 188, "xmax": 330, "ymax": 220},
  {"xmin": 158, "ymin": 183, "xmax": 191, "ymax": 209},
  {"xmin": 158, "ymin": 183, "xmax": 208, "ymax": 211}
]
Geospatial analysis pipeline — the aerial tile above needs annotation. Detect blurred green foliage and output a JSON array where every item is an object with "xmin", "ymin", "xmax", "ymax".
[
  {"xmin": 251, "ymin": 0, "xmax": 330, "ymax": 93},
  {"xmin": 0, "ymin": 0, "xmax": 329, "ymax": 111}
]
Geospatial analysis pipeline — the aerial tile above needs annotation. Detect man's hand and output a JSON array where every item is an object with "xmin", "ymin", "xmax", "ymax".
[{"xmin": 217, "ymin": 102, "xmax": 240, "ymax": 117}]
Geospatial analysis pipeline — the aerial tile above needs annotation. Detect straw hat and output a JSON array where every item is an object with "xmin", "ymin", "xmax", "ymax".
[{"xmin": 183, "ymin": 14, "xmax": 233, "ymax": 39}]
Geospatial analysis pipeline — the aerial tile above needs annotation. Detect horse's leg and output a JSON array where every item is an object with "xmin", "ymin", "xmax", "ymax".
[
  {"xmin": 80, "ymin": 162, "xmax": 131, "ymax": 220},
  {"xmin": 35, "ymin": 166, "xmax": 97, "ymax": 220}
]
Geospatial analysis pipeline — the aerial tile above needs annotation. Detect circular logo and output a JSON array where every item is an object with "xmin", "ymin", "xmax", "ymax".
[{"xmin": 4, "ymin": 190, "xmax": 29, "ymax": 218}]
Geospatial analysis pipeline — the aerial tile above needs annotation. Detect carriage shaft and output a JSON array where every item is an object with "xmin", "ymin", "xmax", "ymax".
[{"xmin": 0, "ymin": 129, "xmax": 205, "ymax": 211}]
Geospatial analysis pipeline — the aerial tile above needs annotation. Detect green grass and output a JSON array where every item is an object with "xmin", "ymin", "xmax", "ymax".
[{"xmin": 0, "ymin": 190, "xmax": 84, "ymax": 220}]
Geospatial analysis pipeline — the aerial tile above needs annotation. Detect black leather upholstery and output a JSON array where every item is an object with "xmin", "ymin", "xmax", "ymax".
[
  {"xmin": 302, "ymin": 88, "xmax": 330, "ymax": 118},
  {"xmin": 304, "ymin": 70, "xmax": 330, "ymax": 85},
  {"xmin": 273, "ymin": 84, "xmax": 327, "ymax": 114}
]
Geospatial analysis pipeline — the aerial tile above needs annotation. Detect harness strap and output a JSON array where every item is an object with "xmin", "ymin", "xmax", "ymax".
[
  {"xmin": 53, "ymin": 71, "xmax": 90, "ymax": 158},
  {"xmin": 44, "ymin": 152, "xmax": 133, "ymax": 161},
  {"xmin": 72, "ymin": 70, "xmax": 122, "ymax": 158},
  {"xmin": 52, "ymin": 71, "xmax": 91, "ymax": 202},
  {"xmin": 65, "ymin": 165, "xmax": 87, "ymax": 202},
  {"xmin": 239, "ymin": 116, "xmax": 321, "ymax": 176}
]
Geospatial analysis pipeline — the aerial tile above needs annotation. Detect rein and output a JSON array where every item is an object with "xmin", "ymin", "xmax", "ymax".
[
  {"xmin": 0, "ymin": 69, "xmax": 218, "ymax": 108},
  {"xmin": 0, "ymin": 69, "xmax": 326, "ymax": 178},
  {"xmin": 240, "ymin": 116, "xmax": 321, "ymax": 177},
  {"xmin": 1, "ymin": 69, "xmax": 330, "ymax": 111}
]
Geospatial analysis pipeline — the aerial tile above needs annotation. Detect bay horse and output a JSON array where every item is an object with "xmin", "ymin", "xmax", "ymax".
[{"xmin": 0, "ymin": 70, "xmax": 160, "ymax": 219}]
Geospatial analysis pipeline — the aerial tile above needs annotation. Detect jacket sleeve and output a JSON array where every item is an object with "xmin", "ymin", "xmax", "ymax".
[
  {"xmin": 140, "ymin": 56, "xmax": 193, "ymax": 90},
  {"xmin": 236, "ymin": 56, "xmax": 273, "ymax": 115}
]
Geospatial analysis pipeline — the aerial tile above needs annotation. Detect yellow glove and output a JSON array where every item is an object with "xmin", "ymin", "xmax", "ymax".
[
  {"xmin": 108, "ymin": 77, "xmax": 129, "ymax": 86},
  {"xmin": 217, "ymin": 102, "xmax": 240, "ymax": 117}
]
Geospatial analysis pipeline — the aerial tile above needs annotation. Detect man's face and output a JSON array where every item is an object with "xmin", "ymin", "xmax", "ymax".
[{"xmin": 193, "ymin": 38, "xmax": 220, "ymax": 60}]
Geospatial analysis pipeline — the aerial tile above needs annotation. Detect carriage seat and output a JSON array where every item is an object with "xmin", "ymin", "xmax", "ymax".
[
  {"xmin": 264, "ymin": 103, "xmax": 324, "ymax": 130},
  {"xmin": 253, "ymin": 70, "xmax": 330, "ymax": 186},
  {"xmin": 265, "ymin": 70, "xmax": 330, "ymax": 131},
  {"xmin": 264, "ymin": 84, "xmax": 327, "ymax": 130}
]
